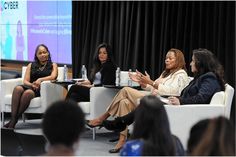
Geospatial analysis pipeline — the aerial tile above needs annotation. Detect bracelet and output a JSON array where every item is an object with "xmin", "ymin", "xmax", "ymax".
[{"xmin": 153, "ymin": 81, "xmax": 156, "ymax": 87}]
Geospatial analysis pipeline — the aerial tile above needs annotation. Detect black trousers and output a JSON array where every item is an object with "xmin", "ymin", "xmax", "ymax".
[
  {"xmin": 66, "ymin": 85, "xmax": 90, "ymax": 102},
  {"xmin": 121, "ymin": 105, "xmax": 141, "ymax": 125}
]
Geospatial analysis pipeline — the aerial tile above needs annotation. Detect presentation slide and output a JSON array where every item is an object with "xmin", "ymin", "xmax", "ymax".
[{"xmin": 0, "ymin": 0, "xmax": 72, "ymax": 64}]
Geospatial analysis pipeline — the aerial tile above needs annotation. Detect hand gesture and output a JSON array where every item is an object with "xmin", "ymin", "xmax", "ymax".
[
  {"xmin": 128, "ymin": 71, "xmax": 140, "ymax": 82},
  {"xmin": 168, "ymin": 96, "xmax": 180, "ymax": 105},
  {"xmin": 138, "ymin": 71, "xmax": 152, "ymax": 85}
]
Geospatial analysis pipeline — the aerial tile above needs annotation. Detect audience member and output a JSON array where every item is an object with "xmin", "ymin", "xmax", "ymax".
[
  {"xmin": 42, "ymin": 100, "xmax": 85, "ymax": 156},
  {"xmin": 66, "ymin": 43, "xmax": 116, "ymax": 102},
  {"xmin": 88, "ymin": 48, "xmax": 189, "ymax": 153},
  {"xmin": 120, "ymin": 95, "xmax": 185, "ymax": 156},
  {"xmin": 102, "ymin": 48, "xmax": 225, "ymax": 137},
  {"xmin": 4, "ymin": 44, "xmax": 58, "ymax": 129},
  {"xmin": 188, "ymin": 116, "xmax": 235, "ymax": 156}
]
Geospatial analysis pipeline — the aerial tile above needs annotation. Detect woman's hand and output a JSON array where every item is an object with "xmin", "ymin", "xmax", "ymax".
[
  {"xmin": 137, "ymin": 71, "xmax": 153, "ymax": 85},
  {"xmin": 151, "ymin": 89, "xmax": 158, "ymax": 95},
  {"xmin": 76, "ymin": 79, "xmax": 92, "ymax": 87},
  {"xmin": 129, "ymin": 71, "xmax": 140, "ymax": 82},
  {"xmin": 168, "ymin": 96, "xmax": 180, "ymax": 105},
  {"xmin": 34, "ymin": 79, "xmax": 42, "ymax": 86},
  {"xmin": 32, "ymin": 82, "xmax": 40, "ymax": 90}
]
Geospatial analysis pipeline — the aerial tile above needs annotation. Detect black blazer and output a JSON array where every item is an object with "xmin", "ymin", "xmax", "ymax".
[
  {"xmin": 179, "ymin": 72, "xmax": 223, "ymax": 104},
  {"xmin": 90, "ymin": 61, "xmax": 116, "ymax": 86}
]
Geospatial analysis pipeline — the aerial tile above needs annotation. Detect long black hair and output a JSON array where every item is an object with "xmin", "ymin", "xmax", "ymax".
[
  {"xmin": 34, "ymin": 44, "xmax": 52, "ymax": 65},
  {"xmin": 90, "ymin": 43, "xmax": 115, "ymax": 79},
  {"xmin": 132, "ymin": 95, "xmax": 175, "ymax": 156},
  {"xmin": 190, "ymin": 116, "xmax": 235, "ymax": 156},
  {"xmin": 192, "ymin": 48, "xmax": 225, "ymax": 90}
]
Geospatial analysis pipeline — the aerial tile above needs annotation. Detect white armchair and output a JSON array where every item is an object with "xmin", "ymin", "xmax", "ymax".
[
  {"xmin": 165, "ymin": 83, "xmax": 234, "ymax": 149},
  {"xmin": 74, "ymin": 71, "xmax": 139, "ymax": 140},
  {"xmin": 1, "ymin": 66, "xmax": 65, "ymax": 126}
]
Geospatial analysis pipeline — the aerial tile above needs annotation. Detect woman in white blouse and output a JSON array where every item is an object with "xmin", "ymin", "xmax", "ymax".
[{"xmin": 87, "ymin": 48, "xmax": 189, "ymax": 153}]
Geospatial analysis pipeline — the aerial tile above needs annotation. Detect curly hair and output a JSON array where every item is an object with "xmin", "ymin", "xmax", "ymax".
[{"xmin": 192, "ymin": 48, "xmax": 225, "ymax": 90}]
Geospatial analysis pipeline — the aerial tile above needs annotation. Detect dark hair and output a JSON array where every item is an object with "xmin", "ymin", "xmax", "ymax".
[
  {"xmin": 34, "ymin": 44, "xmax": 52, "ymax": 65},
  {"xmin": 90, "ymin": 43, "xmax": 115, "ymax": 79},
  {"xmin": 187, "ymin": 119, "xmax": 210, "ymax": 154},
  {"xmin": 189, "ymin": 116, "xmax": 235, "ymax": 156},
  {"xmin": 162, "ymin": 48, "xmax": 187, "ymax": 78},
  {"xmin": 42, "ymin": 100, "xmax": 85, "ymax": 147},
  {"xmin": 192, "ymin": 48, "xmax": 225, "ymax": 90},
  {"xmin": 132, "ymin": 95, "xmax": 175, "ymax": 156}
]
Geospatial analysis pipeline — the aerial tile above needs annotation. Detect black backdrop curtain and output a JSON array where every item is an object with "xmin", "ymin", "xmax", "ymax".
[{"xmin": 72, "ymin": 1, "xmax": 235, "ymax": 120}]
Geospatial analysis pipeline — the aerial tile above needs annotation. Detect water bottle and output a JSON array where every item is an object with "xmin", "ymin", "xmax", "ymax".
[
  {"xmin": 81, "ymin": 65, "xmax": 87, "ymax": 80},
  {"xmin": 63, "ymin": 65, "xmax": 68, "ymax": 81},
  {"xmin": 115, "ymin": 67, "xmax": 120, "ymax": 86},
  {"xmin": 128, "ymin": 69, "xmax": 132, "ymax": 86}
]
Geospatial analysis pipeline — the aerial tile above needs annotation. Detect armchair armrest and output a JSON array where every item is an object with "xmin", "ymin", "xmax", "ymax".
[
  {"xmin": 164, "ymin": 104, "xmax": 225, "ymax": 149},
  {"xmin": 1, "ymin": 78, "xmax": 23, "ymax": 95},
  {"xmin": 89, "ymin": 87, "xmax": 120, "ymax": 119},
  {"xmin": 1, "ymin": 78, "xmax": 23, "ymax": 108},
  {"xmin": 40, "ymin": 81, "xmax": 65, "ymax": 111}
]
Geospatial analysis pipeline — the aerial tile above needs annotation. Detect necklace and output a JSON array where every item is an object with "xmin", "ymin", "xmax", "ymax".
[{"xmin": 39, "ymin": 63, "xmax": 47, "ymax": 71}]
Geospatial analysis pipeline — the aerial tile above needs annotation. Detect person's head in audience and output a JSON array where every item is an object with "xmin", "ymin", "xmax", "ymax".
[
  {"xmin": 90, "ymin": 42, "xmax": 115, "ymax": 79},
  {"xmin": 162, "ymin": 48, "xmax": 186, "ymax": 77},
  {"xmin": 191, "ymin": 48, "xmax": 225, "ymax": 90},
  {"xmin": 34, "ymin": 44, "xmax": 52, "ymax": 65},
  {"xmin": 42, "ymin": 100, "xmax": 85, "ymax": 156},
  {"xmin": 188, "ymin": 116, "xmax": 235, "ymax": 156},
  {"xmin": 132, "ymin": 95, "xmax": 175, "ymax": 155}
]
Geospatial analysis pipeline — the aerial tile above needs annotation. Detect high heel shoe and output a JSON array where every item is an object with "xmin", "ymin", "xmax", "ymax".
[
  {"xmin": 109, "ymin": 147, "xmax": 122, "ymax": 153},
  {"xmin": 86, "ymin": 120, "xmax": 104, "ymax": 129},
  {"xmin": 102, "ymin": 117, "xmax": 126, "ymax": 132},
  {"xmin": 3, "ymin": 121, "xmax": 11, "ymax": 128},
  {"xmin": 3, "ymin": 120, "xmax": 16, "ymax": 129}
]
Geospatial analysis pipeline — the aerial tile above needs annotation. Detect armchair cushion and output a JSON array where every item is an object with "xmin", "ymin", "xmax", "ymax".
[
  {"xmin": 210, "ymin": 91, "xmax": 225, "ymax": 105},
  {"xmin": 77, "ymin": 87, "xmax": 120, "ymax": 120},
  {"xmin": 79, "ymin": 102, "xmax": 90, "ymax": 114}
]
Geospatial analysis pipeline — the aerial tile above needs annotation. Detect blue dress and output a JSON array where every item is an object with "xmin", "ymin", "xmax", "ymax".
[
  {"xmin": 120, "ymin": 135, "xmax": 185, "ymax": 156},
  {"xmin": 120, "ymin": 140, "xmax": 143, "ymax": 156}
]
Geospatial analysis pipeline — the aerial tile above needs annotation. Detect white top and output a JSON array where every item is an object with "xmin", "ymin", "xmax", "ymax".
[
  {"xmin": 93, "ymin": 71, "xmax": 102, "ymax": 85},
  {"xmin": 143, "ymin": 69, "xmax": 190, "ymax": 96}
]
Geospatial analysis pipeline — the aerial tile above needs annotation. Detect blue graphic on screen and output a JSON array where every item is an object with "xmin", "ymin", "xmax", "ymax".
[{"xmin": 0, "ymin": 0, "xmax": 72, "ymax": 64}]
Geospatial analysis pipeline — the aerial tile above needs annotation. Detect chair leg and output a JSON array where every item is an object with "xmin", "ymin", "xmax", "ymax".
[
  {"xmin": 22, "ymin": 114, "xmax": 26, "ymax": 123},
  {"xmin": 1, "ymin": 112, "xmax": 5, "ymax": 126},
  {"xmin": 92, "ymin": 128, "xmax": 96, "ymax": 140}
]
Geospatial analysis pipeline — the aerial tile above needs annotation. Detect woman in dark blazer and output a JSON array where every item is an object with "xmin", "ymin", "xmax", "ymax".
[{"xmin": 66, "ymin": 43, "xmax": 116, "ymax": 102}]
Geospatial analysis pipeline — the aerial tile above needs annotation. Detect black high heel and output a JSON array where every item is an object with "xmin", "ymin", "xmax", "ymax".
[
  {"xmin": 86, "ymin": 120, "xmax": 104, "ymax": 129},
  {"xmin": 102, "ymin": 117, "xmax": 127, "ymax": 132},
  {"xmin": 109, "ymin": 147, "xmax": 122, "ymax": 153},
  {"xmin": 3, "ymin": 120, "xmax": 16, "ymax": 129}
]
